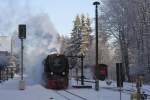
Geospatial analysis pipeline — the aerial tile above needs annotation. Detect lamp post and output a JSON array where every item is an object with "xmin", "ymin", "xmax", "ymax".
[{"xmin": 93, "ymin": 1, "xmax": 100, "ymax": 91}]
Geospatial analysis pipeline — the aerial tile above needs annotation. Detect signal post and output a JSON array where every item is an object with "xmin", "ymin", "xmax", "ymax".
[{"xmin": 18, "ymin": 24, "xmax": 26, "ymax": 90}]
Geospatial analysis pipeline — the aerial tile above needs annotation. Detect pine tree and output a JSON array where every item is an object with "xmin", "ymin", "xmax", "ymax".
[
  {"xmin": 66, "ymin": 14, "xmax": 92, "ymax": 68},
  {"xmin": 80, "ymin": 15, "xmax": 92, "ymax": 55},
  {"xmin": 68, "ymin": 15, "xmax": 82, "ymax": 56},
  {"xmin": 65, "ymin": 15, "xmax": 82, "ymax": 68}
]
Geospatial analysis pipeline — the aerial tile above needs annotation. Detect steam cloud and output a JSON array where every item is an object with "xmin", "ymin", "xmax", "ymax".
[
  {"xmin": 0, "ymin": 1, "xmax": 61, "ymax": 85},
  {"xmin": 12, "ymin": 14, "xmax": 60, "ymax": 85},
  {"xmin": 24, "ymin": 14, "xmax": 60, "ymax": 84}
]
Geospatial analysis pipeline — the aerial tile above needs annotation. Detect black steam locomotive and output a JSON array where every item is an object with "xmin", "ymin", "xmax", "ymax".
[{"xmin": 43, "ymin": 54, "xmax": 69, "ymax": 89}]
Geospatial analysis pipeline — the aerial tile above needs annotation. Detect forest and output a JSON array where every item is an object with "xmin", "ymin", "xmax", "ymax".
[{"xmin": 59, "ymin": 0, "xmax": 150, "ymax": 83}]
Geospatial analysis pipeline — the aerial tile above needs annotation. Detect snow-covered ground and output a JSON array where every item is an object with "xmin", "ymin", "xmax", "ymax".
[{"xmin": 0, "ymin": 75, "xmax": 149, "ymax": 100}]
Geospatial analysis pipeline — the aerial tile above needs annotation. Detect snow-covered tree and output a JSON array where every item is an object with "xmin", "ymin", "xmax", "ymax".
[
  {"xmin": 80, "ymin": 15, "xmax": 92, "ymax": 56},
  {"xmin": 99, "ymin": 0, "xmax": 150, "ymax": 82},
  {"xmin": 65, "ymin": 14, "xmax": 92, "ymax": 68}
]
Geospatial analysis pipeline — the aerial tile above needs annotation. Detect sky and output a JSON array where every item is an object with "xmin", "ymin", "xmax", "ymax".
[
  {"xmin": 28, "ymin": 0, "xmax": 96, "ymax": 35},
  {"xmin": 0, "ymin": 0, "xmax": 98, "ymax": 36},
  {"xmin": 0, "ymin": 0, "xmax": 101, "ymax": 51}
]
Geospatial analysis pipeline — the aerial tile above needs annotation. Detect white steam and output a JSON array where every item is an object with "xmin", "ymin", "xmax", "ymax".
[
  {"xmin": 0, "ymin": 0, "xmax": 30, "ymax": 35},
  {"xmin": 12, "ymin": 14, "xmax": 61, "ymax": 85},
  {"xmin": 0, "ymin": 36, "xmax": 11, "ymax": 51},
  {"xmin": 0, "ymin": 1, "xmax": 61, "ymax": 85},
  {"xmin": 24, "ymin": 14, "xmax": 60, "ymax": 84}
]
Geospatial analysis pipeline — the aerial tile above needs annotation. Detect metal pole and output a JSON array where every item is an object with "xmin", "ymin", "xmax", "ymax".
[
  {"xmin": 81, "ymin": 55, "xmax": 84, "ymax": 85},
  {"xmin": 120, "ymin": 87, "xmax": 122, "ymax": 100},
  {"xmin": 76, "ymin": 68, "xmax": 79, "ymax": 85},
  {"xmin": 11, "ymin": 37, "xmax": 13, "ymax": 56},
  {"xmin": 93, "ymin": 1, "xmax": 100, "ymax": 91},
  {"xmin": 21, "ymin": 39, "xmax": 24, "ymax": 80}
]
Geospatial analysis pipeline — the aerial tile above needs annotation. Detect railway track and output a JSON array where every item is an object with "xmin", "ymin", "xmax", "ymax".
[
  {"xmin": 125, "ymin": 83, "xmax": 150, "ymax": 94},
  {"xmin": 55, "ymin": 91, "xmax": 70, "ymax": 100},
  {"xmin": 55, "ymin": 90, "xmax": 87, "ymax": 100},
  {"xmin": 101, "ymin": 87, "xmax": 136, "ymax": 94},
  {"xmin": 101, "ymin": 86, "xmax": 150, "ymax": 99},
  {"xmin": 80, "ymin": 79, "xmax": 150, "ymax": 95},
  {"xmin": 143, "ymin": 88, "xmax": 150, "ymax": 93}
]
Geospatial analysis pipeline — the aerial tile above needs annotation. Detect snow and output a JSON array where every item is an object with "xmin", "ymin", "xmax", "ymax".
[{"xmin": 0, "ymin": 76, "xmax": 149, "ymax": 100}]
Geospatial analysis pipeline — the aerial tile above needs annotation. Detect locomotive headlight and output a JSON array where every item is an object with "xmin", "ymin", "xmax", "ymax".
[
  {"xmin": 50, "ymin": 72, "xmax": 54, "ymax": 75},
  {"xmin": 62, "ymin": 72, "xmax": 65, "ymax": 75}
]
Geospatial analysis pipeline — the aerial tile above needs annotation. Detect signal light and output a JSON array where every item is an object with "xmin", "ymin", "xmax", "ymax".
[
  {"xmin": 18, "ymin": 24, "xmax": 26, "ymax": 39},
  {"xmin": 50, "ymin": 72, "xmax": 54, "ymax": 75}
]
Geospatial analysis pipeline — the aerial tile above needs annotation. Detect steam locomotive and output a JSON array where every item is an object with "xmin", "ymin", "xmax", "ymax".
[{"xmin": 43, "ymin": 54, "xmax": 69, "ymax": 89}]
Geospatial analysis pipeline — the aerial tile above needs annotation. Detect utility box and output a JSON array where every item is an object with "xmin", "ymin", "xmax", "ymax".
[{"xmin": 19, "ymin": 80, "xmax": 26, "ymax": 90}]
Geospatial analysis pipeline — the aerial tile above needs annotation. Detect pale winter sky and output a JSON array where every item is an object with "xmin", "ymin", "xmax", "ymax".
[{"xmin": 0, "ymin": 0, "xmax": 99, "ymax": 36}]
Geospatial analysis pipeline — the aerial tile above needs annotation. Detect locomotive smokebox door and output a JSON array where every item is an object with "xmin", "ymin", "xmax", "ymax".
[{"xmin": 19, "ymin": 24, "xmax": 26, "ymax": 39}]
